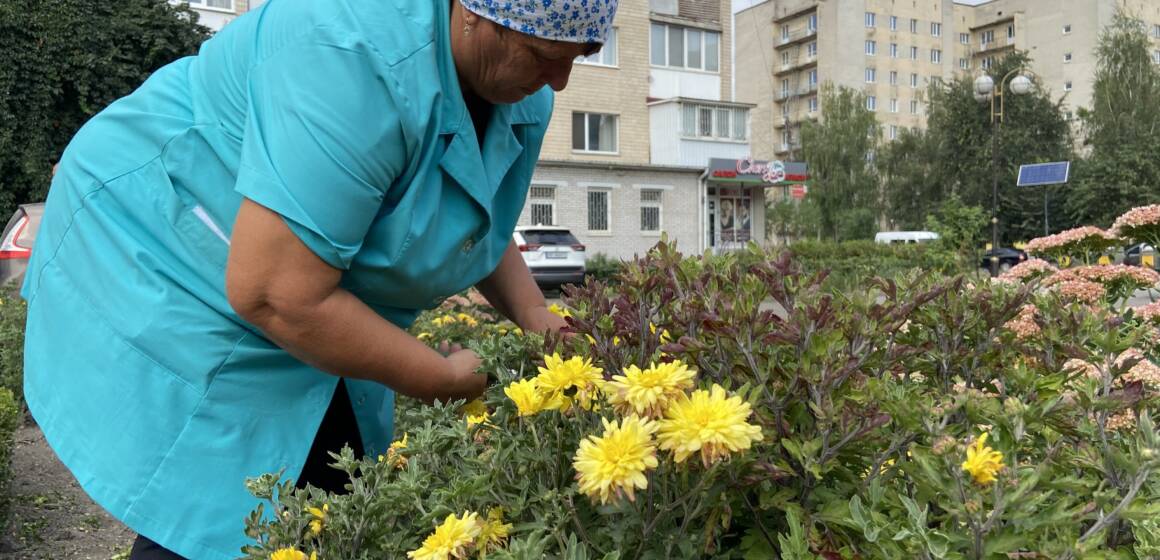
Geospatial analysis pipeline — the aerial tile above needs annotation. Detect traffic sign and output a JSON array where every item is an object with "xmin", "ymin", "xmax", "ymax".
[{"xmin": 1017, "ymin": 161, "xmax": 1071, "ymax": 187}]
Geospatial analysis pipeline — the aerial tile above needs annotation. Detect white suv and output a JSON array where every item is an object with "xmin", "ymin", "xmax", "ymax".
[{"xmin": 513, "ymin": 226, "xmax": 587, "ymax": 289}]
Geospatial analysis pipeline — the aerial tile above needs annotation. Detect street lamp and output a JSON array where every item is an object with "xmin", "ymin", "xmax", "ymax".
[{"xmin": 974, "ymin": 68, "xmax": 1034, "ymax": 276}]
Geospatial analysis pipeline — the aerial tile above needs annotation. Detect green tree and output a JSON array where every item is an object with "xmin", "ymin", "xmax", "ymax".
[
  {"xmin": 1069, "ymin": 11, "xmax": 1160, "ymax": 227},
  {"xmin": 878, "ymin": 127, "xmax": 943, "ymax": 230},
  {"xmin": 923, "ymin": 51, "xmax": 1073, "ymax": 245},
  {"xmin": 765, "ymin": 199, "xmax": 796, "ymax": 245},
  {"xmin": 924, "ymin": 195, "xmax": 988, "ymax": 270},
  {"xmin": 0, "ymin": 0, "xmax": 210, "ymax": 216},
  {"xmin": 800, "ymin": 84, "xmax": 880, "ymax": 241}
]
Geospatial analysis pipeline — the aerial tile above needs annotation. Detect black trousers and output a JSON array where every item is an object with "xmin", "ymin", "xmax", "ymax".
[{"xmin": 129, "ymin": 380, "xmax": 364, "ymax": 559}]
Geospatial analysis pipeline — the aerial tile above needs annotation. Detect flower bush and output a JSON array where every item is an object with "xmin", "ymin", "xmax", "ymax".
[
  {"xmin": 1024, "ymin": 226, "xmax": 1122, "ymax": 265},
  {"xmin": 243, "ymin": 240, "xmax": 1160, "ymax": 559},
  {"xmin": 1111, "ymin": 204, "xmax": 1160, "ymax": 250}
]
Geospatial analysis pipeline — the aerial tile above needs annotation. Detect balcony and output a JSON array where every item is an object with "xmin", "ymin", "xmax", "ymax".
[
  {"xmin": 776, "ymin": 83, "xmax": 818, "ymax": 101},
  {"xmin": 977, "ymin": 39, "xmax": 1015, "ymax": 54},
  {"xmin": 778, "ymin": 27, "xmax": 818, "ymax": 48},
  {"xmin": 775, "ymin": 56, "xmax": 818, "ymax": 76}
]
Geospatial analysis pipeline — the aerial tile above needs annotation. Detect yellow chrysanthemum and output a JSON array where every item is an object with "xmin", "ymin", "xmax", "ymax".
[
  {"xmin": 649, "ymin": 322, "xmax": 673, "ymax": 344},
  {"xmin": 656, "ymin": 384, "xmax": 763, "ymax": 467},
  {"xmin": 456, "ymin": 313, "xmax": 479, "ymax": 327},
  {"xmin": 378, "ymin": 433, "xmax": 409, "ymax": 469},
  {"xmin": 961, "ymin": 433, "xmax": 1004, "ymax": 485},
  {"xmin": 306, "ymin": 503, "xmax": 328, "ymax": 536},
  {"xmin": 270, "ymin": 549, "xmax": 311, "ymax": 560},
  {"xmin": 477, "ymin": 507, "xmax": 512, "ymax": 553},
  {"xmin": 606, "ymin": 361, "xmax": 697, "ymax": 418},
  {"xmin": 461, "ymin": 399, "xmax": 490, "ymax": 427},
  {"xmin": 584, "ymin": 334, "xmax": 621, "ymax": 347},
  {"xmin": 535, "ymin": 353, "xmax": 604, "ymax": 412},
  {"xmin": 548, "ymin": 303, "xmax": 572, "ymax": 319},
  {"xmin": 503, "ymin": 378, "xmax": 559, "ymax": 416},
  {"xmin": 573, "ymin": 415, "xmax": 659, "ymax": 505},
  {"xmin": 407, "ymin": 512, "xmax": 483, "ymax": 560},
  {"xmin": 431, "ymin": 315, "xmax": 456, "ymax": 327}
]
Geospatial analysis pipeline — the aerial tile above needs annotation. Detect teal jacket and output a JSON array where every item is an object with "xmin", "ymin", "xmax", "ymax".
[{"xmin": 21, "ymin": 0, "xmax": 552, "ymax": 557}]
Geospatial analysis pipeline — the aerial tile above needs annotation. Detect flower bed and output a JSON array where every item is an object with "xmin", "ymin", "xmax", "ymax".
[{"xmin": 241, "ymin": 241, "xmax": 1160, "ymax": 559}]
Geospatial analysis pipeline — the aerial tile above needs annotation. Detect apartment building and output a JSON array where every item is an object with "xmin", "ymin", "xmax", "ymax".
[
  {"xmin": 737, "ymin": 0, "xmax": 1160, "ymax": 161},
  {"xmin": 173, "ymin": 0, "xmax": 262, "ymax": 31},
  {"xmin": 524, "ymin": 0, "xmax": 806, "ymax": 259}
]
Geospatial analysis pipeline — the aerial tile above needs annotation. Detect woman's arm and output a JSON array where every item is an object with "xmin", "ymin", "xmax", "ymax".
[
  {"xmin": 226, "ymin": 199, "xmax": 485, "ymax": 404},
  {"xmin": 475, "ymin": 240, "xmax": 568, "ymax": 333}
]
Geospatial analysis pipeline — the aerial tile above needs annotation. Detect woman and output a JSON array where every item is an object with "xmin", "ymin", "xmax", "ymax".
[{"xmin": 21, "ymin": 0, "xmax": 616, "ymax": 558}]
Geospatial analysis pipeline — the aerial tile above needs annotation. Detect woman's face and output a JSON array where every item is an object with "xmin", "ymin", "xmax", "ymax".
[{"xmin": 454, "ymin": 5, "xmax": 598, "ymax": 104}]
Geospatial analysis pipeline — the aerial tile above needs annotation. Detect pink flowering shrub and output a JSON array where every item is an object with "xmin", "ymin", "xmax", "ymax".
[
  {"xmin": 1111, "ymin": 204, "xmax": 1160, "ymax": 249},
  {"xmin": 998, "ymin": 258, "xmax": 1058, "ymax": 283},
  {"xmin": 1025, "ymin": 226, "xmax": 1121, "ymax": 265}
]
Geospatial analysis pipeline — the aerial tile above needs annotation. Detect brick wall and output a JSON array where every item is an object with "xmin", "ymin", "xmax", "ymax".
[
  {"xmin": 539, "ymin": 0, "xmax": 652, "ymax": 165},
  {"xmin": 521, "ymin": 164, "xmax": 704, "ymax": 260}
]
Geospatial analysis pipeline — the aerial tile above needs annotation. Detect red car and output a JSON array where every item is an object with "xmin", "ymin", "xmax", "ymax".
[{"xmin": 0, "ymin": 203, "xmax": 44, "ymax": 288}]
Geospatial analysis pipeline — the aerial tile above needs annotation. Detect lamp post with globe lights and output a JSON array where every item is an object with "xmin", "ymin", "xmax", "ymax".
[{"xmin": 974, "ymin": 70, "xmax": 1034, "ymax": 276}]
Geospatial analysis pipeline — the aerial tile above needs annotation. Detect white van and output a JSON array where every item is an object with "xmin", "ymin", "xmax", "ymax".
[{"xmin": 874, "ymin": 231, "xmax": 940, "ymax": 245}]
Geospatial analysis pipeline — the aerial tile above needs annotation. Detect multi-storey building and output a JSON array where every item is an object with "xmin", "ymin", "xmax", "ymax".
[
  {"xmin": 173, "ymin": 0, "xmax": 262, "ymax": 31},
  {"xmin": 524, "ymin": 0, "xmax": 804, "ymax": 259},
  {"xmin": 737, "ymin": 0, "xmax": 1160, "ymax": 160}
]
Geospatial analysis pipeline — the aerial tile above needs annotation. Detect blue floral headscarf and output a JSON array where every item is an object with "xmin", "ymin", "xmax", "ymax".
[{"xmin": 459, "ymin": 0, "xmax": 618, "ymax": 44}]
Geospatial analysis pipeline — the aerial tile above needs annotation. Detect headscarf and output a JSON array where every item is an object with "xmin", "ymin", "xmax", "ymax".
[{"xmin": 459, "ymin": 0, "xmax": 618, "ymax": 44}]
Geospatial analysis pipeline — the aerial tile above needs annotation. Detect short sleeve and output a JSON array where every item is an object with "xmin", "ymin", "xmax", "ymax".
[{"xmin": 235, "ymin": 41, "xmax": 407, "ymax": 270}]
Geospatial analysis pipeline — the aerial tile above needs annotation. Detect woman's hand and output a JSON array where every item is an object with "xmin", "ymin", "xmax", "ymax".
[
  {"xmin": 519, "ymin": 304, "xmax": 569, "ymax": 334},
  {"xmin": 444, "ymin": 348, "xmax": 487, "ymax": 402}
]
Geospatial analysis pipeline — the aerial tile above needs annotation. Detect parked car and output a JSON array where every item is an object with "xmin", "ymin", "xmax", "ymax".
[
  {"xmin": 514, "ymin": 226, "xmax": 586, "ymax": 289},
  {"xmin": 874, "ymin": 231, "xmax": 940, "ymax": 245},
  {"xmin": 0, "ymin": 203, "xmax": 44, "ymax": 288},
  {"xmin": 1123, "ymin": 242, "xmax": 1157, "ymax": 269},
  {"xmin": 980, "ymin": 247, "xmax": 1028, "ymax": 273}
]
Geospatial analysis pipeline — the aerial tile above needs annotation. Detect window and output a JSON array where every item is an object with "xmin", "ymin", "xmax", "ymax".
[
  {"xmin": 651, "ymin": 23, "xmax": 720, "ymax": 71},
  {"xmin": 1007, "ymin": 25, "xmax": 1015, "ymax": 39},
  {"xmin": 782, "ymin": 51, "xmax": 791, "ymax": 66},
  {"xmin": 808, "ymin": 69, "xmax": 819, "ymax": 88},
  {"xmin": 1153, "ymin": 24, "xmax": 1160, "ymax": 38},
  {"xmin": 910, "ymin": 73, "xmax": 919, "ymax": 88},
  {"xmin": 866, "ymin": 40, "xmax": 877, "ymax": 56},
  {"xmin": 890, "ymin": 98, "xmax": 899, "ymax": 113},
  {"xmin": 1065, "ymin": 111, "xmax": 1073, "ymax": 121},
  {"xmin": 866, "ymin": 12, "xmax": 876, "ymax": 27},
  {"xmin": 890, "ymin": 16, "xmax": 898, "ymax": 31},
  {"xmin": 981, "ymin": 30, "xmax": 994, "ymax": 45},
  {"xmin": 640, "ymin": 190, "xmax": 663, "ymax": 233},
  {"xmin": 910, "ymin": 99, "xmax": 919, "ymax": 114},
  {"xmin": 528, "ymin": 186, "xmax": 556, "ymax": 226},
  {"xmin": 959, "ymin": 58, "xmax": 970, "ymax": 70},
  {"xmin": 931, "ymin": 76, "xmax": 943, "ymax": 86},
  {"xmin": 889, "ymin": 125, "xmax": 898, "ymax": 140},
  {"xmin": 807, "ymin": 41, "xmax": 818, "ymax": 58},
  {"xmin": 1065, "ymin": 81, "xmax": 1073, "ymax": 91},
  {"xmin": 1154, "ymin": 50, "xmax": 1160, "ymax": 64},
  {"xmin": 572, "ymin": 112, "xmax": 618, "ymax": 153},
  {"xmin": 931, "ymin": 22, "xmax": 941, "ymax": 37},
  {"xmin": 1063, "ymin": 24, "xmax": 1072, "ymax": 34},
  {"xmin": 982, "ymin": 56, "xmax": 994, "ymax": 70},
  {"xmin": 808, "ymin": 97, "xmax": 819, "ymax": 113},
  {"xmin": 866, "ymin": 68, "xmax": 877, "ymax": 83},
  {"xmin": 781, "ymin": 24, "xmax": 790, "ymax": 41},
  {"xmin": 910, "ymin": 46, "xmax": 919, "ymax": 60},
  {"xmin": 931, "ymin": 49, "xmax": 942, "ymax": 64},
  {"xmin": 890, "ymin": 43, "xmax": 899, "ymax": 58},
  {"xmin": 782, "ymin": 101, "xmax": 791, "ymax": 116},
  {"xmin": 587, "ymin": 190, "xmax": 610, "ymax": 233},
  {"xmin": 187, "ymin": 0, "xmax": 233, "ymax": 9},
  {"xmin": 910, "ymin": 18, "xmax": 918, "ymax": 33},
  {"xmin": 780, "ymin": 78, "xmax": 790, "ymax": 97},
  {"xmin": 682, "ymin": 104, "xmax": 747, "ymax": 140},
  {"xmin": 889, "ymin": 71, "xmax": 898, "ymax": 85},
  {"xmin": 808, "ymin": 14, "xmax": 818, "ymax": 32},
  {"xmin": 578, "ymin": 28, "xmax": 618, "ymax": 66},
  {"xmin": 1064, "ymin": 52, "xmax": 1073, "ymax": 63},
  {"xmin": 960, "ymin": 32, "xmax": 970, "ymax": 44},
  {"xmin": 866, "ymin": 95, "xmax": 877, "ymax": 111}
]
